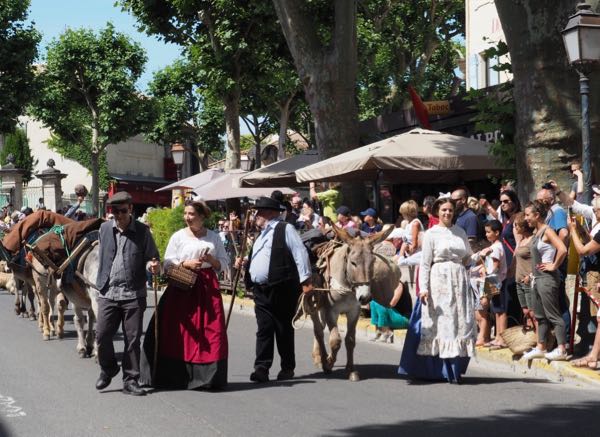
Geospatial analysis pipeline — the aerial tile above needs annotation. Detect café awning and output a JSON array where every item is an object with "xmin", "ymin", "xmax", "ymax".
[{"xmin": 295, "ymin": 128, "xmax": 505, "ymax": 183}]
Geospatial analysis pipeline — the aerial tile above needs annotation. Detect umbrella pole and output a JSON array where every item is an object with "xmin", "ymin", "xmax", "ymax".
[{"xmin": 226, "ymin": 208, "xmax": 252, "ymax": 330}]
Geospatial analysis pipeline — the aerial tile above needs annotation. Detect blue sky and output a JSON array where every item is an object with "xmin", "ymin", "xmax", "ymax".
[{"xmin": 29, "ymin": 0, "xmax": 182, "ymax": 91}]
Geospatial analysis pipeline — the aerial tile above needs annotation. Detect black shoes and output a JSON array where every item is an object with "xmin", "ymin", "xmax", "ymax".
[
  {"xmin": 276, "ymin": 369, "xmax": 294, "ymax": 381},
  {"xmin": 122, "ymin": 381, "xmax": 147, "ymax": 396},
  {"xmin": 250, "ymin": 367, "xmax": 269, "ymax": 383},
  {"xmin": 95, "ymin": 369, "xmax": 119, "ymax": 390}
]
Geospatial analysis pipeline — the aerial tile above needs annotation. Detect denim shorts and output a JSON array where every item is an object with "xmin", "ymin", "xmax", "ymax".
[{"xmin": 490, "ymin": 280, "xmax": 510, "ymax": 314}]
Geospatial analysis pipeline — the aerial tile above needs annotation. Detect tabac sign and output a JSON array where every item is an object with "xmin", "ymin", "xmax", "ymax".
[{"xmin": 424, "ymin": 100, "xmax": 451, "ymax": 115}]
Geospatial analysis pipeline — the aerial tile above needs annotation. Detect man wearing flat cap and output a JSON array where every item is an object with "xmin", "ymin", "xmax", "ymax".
[
  {"xmin": 95, "ymin": 191, "xmax": 160, "ymax": 396},
  {"xmin": 236, "ymin": 196, "xmax": 312, "ymax": 383}
]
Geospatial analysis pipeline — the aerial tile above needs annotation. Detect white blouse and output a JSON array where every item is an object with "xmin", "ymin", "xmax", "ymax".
[{"xmin": 164, "ymin": 228, "xmax": 229, "ymax": 274}]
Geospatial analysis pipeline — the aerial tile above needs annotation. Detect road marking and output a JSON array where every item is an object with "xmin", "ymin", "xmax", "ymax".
[{"xmin": 0, "ymin": 393, "xmax": 26, "ymax": 417}]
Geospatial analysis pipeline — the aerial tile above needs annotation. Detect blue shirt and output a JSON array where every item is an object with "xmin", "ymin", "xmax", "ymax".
[
  {"xmin": 546, "ymin": 204, "xmax": 567, "ymax": 232},
  {"xmin": 455, "ymin": 208, "xmax": 479, "ymax": 239},
  {"xmin": 249, "ymin": 217, "xmax": 311, "ymax": 285},
  {"xmin": 360, "ymin": 222, "xmax": 382, "ymax": 235}
]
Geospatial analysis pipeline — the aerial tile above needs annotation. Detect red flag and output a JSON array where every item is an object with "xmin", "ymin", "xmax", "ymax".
[{"xmin": 408, "ymin": 85, "xmax": 432, "ymax": 129}]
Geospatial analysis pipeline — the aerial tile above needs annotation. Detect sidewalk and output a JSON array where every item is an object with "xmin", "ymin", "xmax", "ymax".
[{"xmin": 222, "ymin": 293, "xmax": 600, "ymax": 388}]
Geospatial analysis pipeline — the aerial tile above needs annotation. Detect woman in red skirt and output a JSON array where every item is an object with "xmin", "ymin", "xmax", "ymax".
[{"xmin": 141, "ymin": 200, "xmax": 229, "ymax": 390}]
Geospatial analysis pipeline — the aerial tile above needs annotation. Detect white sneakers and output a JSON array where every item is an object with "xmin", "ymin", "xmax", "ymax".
[
  {"xmin": 544, "ymin": 348, "xmax": 568, "ymax": 361},
  {"xmin": 522, "ymin": 347, "xmax": 546, "ymax": 360},
  {"xmin": 522, "ymin": 347, "xmax": 568, "ymax": 361}
]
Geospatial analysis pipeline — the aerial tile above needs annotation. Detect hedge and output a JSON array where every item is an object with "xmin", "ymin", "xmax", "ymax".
[{"xmin": 147, "ymin": 205, "xmax": 223, "ymax": 259}]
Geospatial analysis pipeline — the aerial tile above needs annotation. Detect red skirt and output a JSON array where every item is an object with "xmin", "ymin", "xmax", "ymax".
[{"xmin": 159, "ymin": 269, "xmax": 228, "ymax": 364}]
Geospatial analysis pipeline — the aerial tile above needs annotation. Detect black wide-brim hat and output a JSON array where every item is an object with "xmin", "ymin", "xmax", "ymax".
[{"xmin": 254, "ymin": 196, "xmax": 285, "ymax": 211}]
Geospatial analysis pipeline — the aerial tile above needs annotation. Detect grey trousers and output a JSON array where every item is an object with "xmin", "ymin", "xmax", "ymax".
[
  {"xmin": 96, "ymin": 296, "xmax": 146, "ymax": 383},
  {"xmin": 532, "ymin": 274, "xmax": 566, "ymax": 346}
]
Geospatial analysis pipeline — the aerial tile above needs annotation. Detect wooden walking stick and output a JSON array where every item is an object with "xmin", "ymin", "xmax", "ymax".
[
  {"xmin": 151, "ymin": 258, "xmax": 160, "ymax": 382},
  {"xmin": 226, "ymin": 208, "xmax": 253, "ymax": 329}
]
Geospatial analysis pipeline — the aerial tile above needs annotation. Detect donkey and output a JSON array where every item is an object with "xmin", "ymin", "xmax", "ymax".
[
  {"xmin": 310, "ymin": 225, "xmax": 401, "ymax": 381},
  {"xmin": 8, "ymin": 262, "xmax": 39, "ymax": 323},
  {"xmin": 30, "ymin": 244, "xmax": 99, "ymax": 357},
  {"xmin": 30, "ymin": 257, "xmax": 68, "ymax": 341},
  {"xmin": 4, "ymin": 262, "xmax": 36, "ymax": 320}
]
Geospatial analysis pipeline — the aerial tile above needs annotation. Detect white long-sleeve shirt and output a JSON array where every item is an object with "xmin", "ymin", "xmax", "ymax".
[
  {"xmin": 249, "ymin": 217, "xmax": 311, "ymax": 285},
  {"xmin": 164, "ymin": 228, "xmax": 229, "ymax": 274}
]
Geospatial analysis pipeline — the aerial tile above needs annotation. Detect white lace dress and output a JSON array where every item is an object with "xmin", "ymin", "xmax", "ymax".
[{"xmin": 417, "ymin": 225, "xmax": 477, "ymax": 358}]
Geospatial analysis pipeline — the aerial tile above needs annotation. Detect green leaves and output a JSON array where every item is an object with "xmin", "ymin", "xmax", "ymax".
[
  {"xmin": 29, "ymin": 23, "xmax": 150, "ymax": 213},
  {"xmin": 0, "ymin": 0, "xmax": 40, "ymax": 133},
  {"xmin": 0, "ymin": 128, "xmax": 37, "ymax": 183},
  {"xmin": 356, "ymin": 0, "xmax": 464, "ymax": 119},
  {"xmin": 146, "ymin": 58, "xmax": 225, "ymax": 168}
]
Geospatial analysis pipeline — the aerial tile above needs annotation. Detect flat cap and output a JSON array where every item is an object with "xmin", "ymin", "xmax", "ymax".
[{"xmin": 107, "ymin": 191, "xmax": 133, "ymax": 205}]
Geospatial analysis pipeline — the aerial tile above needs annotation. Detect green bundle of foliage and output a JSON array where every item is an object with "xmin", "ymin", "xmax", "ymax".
[
  {"xmin": 0, "ymin": 128, "xmax": 37, "ymax": 182},
  {"xmin": 147, "ymin": 205, "xmax": 185, "ymax": 259}
]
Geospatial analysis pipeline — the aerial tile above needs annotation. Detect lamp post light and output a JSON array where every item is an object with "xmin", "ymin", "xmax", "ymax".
[
  {"xmin": 171, "ymin": 141, "xmax": 186, "ymax": 181},
  {"xmin": 562, "ymin": 2, "xmax": 600, "ymax": 204}
]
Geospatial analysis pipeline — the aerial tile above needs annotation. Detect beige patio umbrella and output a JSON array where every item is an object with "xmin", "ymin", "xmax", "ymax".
[
  {"xmin": 237, "ymin": 150, "xmax": 319, "ymax": 188},
  {"xmin": 192, "ymin": 169, "xmax": 296, "ymax": 201},
  {"xmin": 155, "ymin": 168, "xmax": 224, "ymax": 192},
  {"xmin": 295, "ymin": 128, "xmax": 505, "ymax": 183}
]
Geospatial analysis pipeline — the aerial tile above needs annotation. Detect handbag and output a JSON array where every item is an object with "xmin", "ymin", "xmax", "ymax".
[
  {"xmin": 166, "ymin": 263, "xmax": 198, "ymax": 291},
  {"xmin": 479, "ymin": 252, "xmax": 501, "ymax": 299},
  {"xmin": 483, "ymin": 273, "xmax": 501, "ymax": 298}
]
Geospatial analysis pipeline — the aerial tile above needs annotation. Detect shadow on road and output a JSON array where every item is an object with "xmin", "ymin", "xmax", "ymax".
[
  {"xmin": 331, "ymin": 401, "xmax": 600, "ymax": 437},
  {"xmin": 0, "ymin": 418, "xmax": 10, "ymax": 437}
]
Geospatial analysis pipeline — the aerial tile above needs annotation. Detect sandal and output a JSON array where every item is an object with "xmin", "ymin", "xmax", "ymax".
[
  {"xmin": 571, "ymin": 356, "xmax": 599, "ymax": 369},
  {"xmin": 489, "ymin": 344, "xmax": 508, "ymax": 351}
]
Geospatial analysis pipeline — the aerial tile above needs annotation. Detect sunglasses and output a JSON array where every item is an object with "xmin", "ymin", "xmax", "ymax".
[
  {"xmin": 500, "ymin": 199, "xmax": 512, "ymax": 204},
  {"xmin": 112, "ymin": 207, "xmax": 129, "ymax": 215}
]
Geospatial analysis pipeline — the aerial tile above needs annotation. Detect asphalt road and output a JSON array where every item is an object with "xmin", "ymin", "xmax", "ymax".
[{"xmin": 0, "ymin": 289, "xmax": 598, "ymax": 437}]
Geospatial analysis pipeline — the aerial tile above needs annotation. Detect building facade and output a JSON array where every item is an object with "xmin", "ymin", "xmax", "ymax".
[
  {"xmin": 466, "ymin": 0, "xmax": 512, "ymax": 90},
  {"xmin": 0, "ymin": 116, "xmax": 176, "ymax": 213}
]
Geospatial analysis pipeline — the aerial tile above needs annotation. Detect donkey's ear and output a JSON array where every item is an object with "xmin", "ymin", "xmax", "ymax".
[
  {"xmin": 366, "ymin": 224, "xmax": 394, "ymax": 246},
  {"xmin": 331, "ymin": 224, "xmax": 354, "ymax": 244}
]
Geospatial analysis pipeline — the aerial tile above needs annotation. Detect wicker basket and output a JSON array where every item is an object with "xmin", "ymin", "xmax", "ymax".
[{"xmin": 500, "ymin": 326, "xmax": 537, "ymax": 355}]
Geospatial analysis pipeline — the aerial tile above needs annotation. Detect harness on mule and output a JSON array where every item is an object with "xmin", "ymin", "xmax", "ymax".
[
  {"xmin": 26, "ymin": 229, "xmax": 99, "ymax": 293},
  {"xmin": 292, "ymin": 238, "xmax": 353, "ymax": 330}
]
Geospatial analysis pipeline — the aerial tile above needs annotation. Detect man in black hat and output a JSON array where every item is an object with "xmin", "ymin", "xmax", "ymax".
[
  {"xmin": 95, "ymin": 191, "xmax": 160, "ymax": 396},
  {"xmin": 237, "ymin": 196, "xmax": 312, "ymax": 383}
]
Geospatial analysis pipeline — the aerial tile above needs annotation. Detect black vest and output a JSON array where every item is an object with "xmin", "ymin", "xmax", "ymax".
[{"xmin": 246, "ymin": 221, "xmax": 300, "ymax": 288}]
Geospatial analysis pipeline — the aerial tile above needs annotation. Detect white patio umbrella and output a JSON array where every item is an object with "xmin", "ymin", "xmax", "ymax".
[
  {"xmin": 192, "ymin": 169, "xmax": 295, "ymax": 201},
  {"xmin": 237, "ymin": 150, "xmax": 319, "ymax": 188},
  {"xmin": 295, "ymin": 128, "xmax": 505, "ymax": 183},
  {"xmin": 155, "ymin": 168, "xmax": 224, "ymax": 192}
]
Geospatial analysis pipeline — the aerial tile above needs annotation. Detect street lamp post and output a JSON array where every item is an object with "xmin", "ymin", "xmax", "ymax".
[
  {"xmin": 171, "ymin": 142, "xmax": 186, "ymax": 181},
  {"xmin": 562, "ymin": 2, "xmax": 600, "ymax": 204}
]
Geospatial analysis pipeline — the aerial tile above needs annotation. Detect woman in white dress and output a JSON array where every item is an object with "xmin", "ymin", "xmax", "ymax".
[
  {"xmin": 399, "ymin": 197, "xmax": 477, "ymax": 383},
  {"xmin": 141, "ymin": 200, "xmax": 230, "ymax": 390}
]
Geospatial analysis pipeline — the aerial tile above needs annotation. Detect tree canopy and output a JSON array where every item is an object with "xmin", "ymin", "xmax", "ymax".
[
  {"xmin": 29, "ymin": 23, "xmax": 150, "ymax": 215},
  {"xmin": 120, "ymin": 0, "xmax": 281, "ymax": 170},
  {"xmin": 146, "ymin": 58, "xmax": 225, "ymax": 170},
  {"xmin": 0, "ymin": 0, "xmax": 40, "ymax": 133},
  {"xmin": 357, "ymin": 0, "xmax": 464, "ymax": 119}
]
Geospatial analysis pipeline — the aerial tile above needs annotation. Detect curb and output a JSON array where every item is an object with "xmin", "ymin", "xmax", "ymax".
[{"xmin": 221, "ymin": 294, "xmax": 600, "ymax": 387}]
